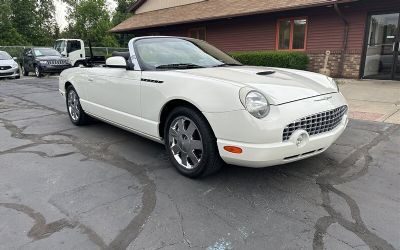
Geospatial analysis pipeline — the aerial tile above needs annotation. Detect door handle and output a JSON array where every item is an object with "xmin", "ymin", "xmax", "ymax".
[{"xmin": 88, "ymin": 78, "xmax": 94, "ymax": 82}]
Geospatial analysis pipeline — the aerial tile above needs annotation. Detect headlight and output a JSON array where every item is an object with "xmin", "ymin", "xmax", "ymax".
[
  {"xmin": 39, "ymin": 61, "xmax": 48, "ymax": 65},
  {"xmin": 240, "ymin": 88, "xmax": 270, "ymax": 119},
  {"xmin": 12, "ymin": 62, "xmax": 18, "ymax": 68}
]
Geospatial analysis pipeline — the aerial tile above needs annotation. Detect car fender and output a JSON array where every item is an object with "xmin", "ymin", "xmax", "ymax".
[{"xmin": 140, "ymin": 71, "xmax": 245, "ymax": 124}]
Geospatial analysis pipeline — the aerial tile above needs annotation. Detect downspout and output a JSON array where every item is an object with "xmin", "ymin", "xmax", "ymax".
[{"xmin": 334, "ymin": 3, "xmax": 349, "ymax": 78}]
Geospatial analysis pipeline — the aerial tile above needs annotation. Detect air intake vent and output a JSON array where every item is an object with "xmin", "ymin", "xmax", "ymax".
[{"xmin": 257, "ymin": 71, "xmax": 275, "ymax": 76}]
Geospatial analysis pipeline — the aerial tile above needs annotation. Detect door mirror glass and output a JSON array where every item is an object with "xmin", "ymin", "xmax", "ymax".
[{"xmin": 106, "ymin": 56, "xmax": 127, "ymax": 68}]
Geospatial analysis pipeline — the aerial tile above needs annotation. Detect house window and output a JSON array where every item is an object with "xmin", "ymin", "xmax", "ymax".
[
  {"xmin": 188, "ymin": 28, "xmax": 206, "ymax": 40},
  {"xmin": 276, "ymin": 17, "xmax": 308, "ymax": 50}
]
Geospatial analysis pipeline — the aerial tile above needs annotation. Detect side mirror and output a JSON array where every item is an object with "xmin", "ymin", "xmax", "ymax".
[
  {"xmin": 13, "ymin": 57, "xmax": 18, "ymax": 61},
  {"xmin": 106, "ymin": 56, "xmax": 127, "ymax": 68}
]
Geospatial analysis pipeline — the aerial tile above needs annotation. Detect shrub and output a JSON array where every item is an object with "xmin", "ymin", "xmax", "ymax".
[{"xmin": 230, "ymin": 51, "xmax": 309, "ymax": 70}]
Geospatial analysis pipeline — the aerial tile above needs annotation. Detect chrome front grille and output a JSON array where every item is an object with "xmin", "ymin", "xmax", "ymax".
[
  {"xmin": 49, "ymin": 60, "xmax": 68, "ymax": 65},
  {"xmin": 282, "ymin": 105, "xmax": 348, "ymax": 142}
]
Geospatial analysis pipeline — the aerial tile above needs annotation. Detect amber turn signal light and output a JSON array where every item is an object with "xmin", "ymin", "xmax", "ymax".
[{"xmin": 224, "ymin": 146, "xmax": 243, "ymax": 154}]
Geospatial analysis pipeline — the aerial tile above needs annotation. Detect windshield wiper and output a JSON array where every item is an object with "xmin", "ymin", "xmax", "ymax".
[
  {"xmin": 213, "ymin": 63, "xmax": 243, "ymax": 67},
  {"xmin": 156, "ymin": 63, "xmax": 204, "ymax": 69}
]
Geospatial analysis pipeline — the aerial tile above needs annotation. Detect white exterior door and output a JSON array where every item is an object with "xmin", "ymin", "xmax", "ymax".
[{"xmin": 84, "ymin": 68, "xmax": 143, "ymax": 130}]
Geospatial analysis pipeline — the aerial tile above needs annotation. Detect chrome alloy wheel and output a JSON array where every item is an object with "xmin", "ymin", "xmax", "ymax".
[
  {"xmin": 169, "ymin": 116, "xmax": 203, "ymax": 169},
  {"xmin": 67, "ymin": 90, "xmax": 80, "ymax": 121}
]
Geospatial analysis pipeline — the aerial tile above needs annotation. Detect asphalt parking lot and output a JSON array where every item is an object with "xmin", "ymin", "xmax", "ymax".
[{"xmin": 0, "ymin": 76, "xmax": 399, "ymax": 250}]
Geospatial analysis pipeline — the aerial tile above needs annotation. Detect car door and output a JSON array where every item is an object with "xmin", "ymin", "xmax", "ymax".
[{"xmin": 84, "ymin": 67, "xmax": 143, "ymax": 131}]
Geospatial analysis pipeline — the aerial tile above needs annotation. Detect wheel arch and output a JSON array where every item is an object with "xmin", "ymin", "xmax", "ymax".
[
  {"xmin": 65, "ymin": 81, "xmax": 73, "ymax": 92},
  {"xmin": 158, "ymin": 99, "xmax": 215, "ymax": 140}
]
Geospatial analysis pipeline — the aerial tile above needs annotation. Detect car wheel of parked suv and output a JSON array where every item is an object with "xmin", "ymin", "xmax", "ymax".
[
  {"xmin": 22, "ymin": 66, "xmax": 29, "ymax": 76},
  {"xmin": 35, "ymin": 65, "xmax": 43, "ymax": 78}
]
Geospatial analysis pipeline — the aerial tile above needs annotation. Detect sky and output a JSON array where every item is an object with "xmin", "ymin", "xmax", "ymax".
[{"xmin": 54, "ymin": 0, "xmax": 118, "ymax": 30}]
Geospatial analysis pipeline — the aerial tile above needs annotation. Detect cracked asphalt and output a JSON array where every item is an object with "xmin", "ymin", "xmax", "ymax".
[{"xmin": 0, "ymin": 76, "xmax": 399, "ymax": 250}]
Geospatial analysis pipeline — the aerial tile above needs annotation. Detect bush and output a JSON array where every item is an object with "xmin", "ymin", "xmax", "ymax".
[{"xmin": 230, "ymin": 51, "xmax": 309, "ymax": 70}]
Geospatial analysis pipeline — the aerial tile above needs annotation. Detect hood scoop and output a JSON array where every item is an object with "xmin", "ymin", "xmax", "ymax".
[{"xmin": 256, "ymin": 70, "xmax": 275, "ymax": 76}]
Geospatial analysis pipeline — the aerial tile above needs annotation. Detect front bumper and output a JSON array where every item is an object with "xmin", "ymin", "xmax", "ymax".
[
  {"xmin": 217, "ymin": 116, "xmax": 347, "ymax": 167},
  {"xmin": 203, "ymin": 92, "xmax": 348, "ymax": 168},
  {"xmin": 0, "ymin": 67, "xmax": 19, "ymax": 78},
  {"xmin": 39, "ymin": 64, "xmax": 71, "ymax": 74}
]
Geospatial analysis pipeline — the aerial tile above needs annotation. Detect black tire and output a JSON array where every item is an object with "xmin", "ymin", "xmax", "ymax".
[
  {"xmin": 164, "ymin": 106, "xmax": 223, "ymax": 178},
  {"xmin": 22, "ymin": 66, "xmax": 29, "ymax": 76},
  {"xmin": 34, "ymin": 65, "xmax": 43, "ymax": 78},
  {"xmin": 74, "ymin": 61, "xmax": 85, "ymax": 67},
  {"xmin": 15, "ymin": 75, "xmax": 20, "ymax": 79},
  {"xmin": 66, "ymin": 85, "xmax": 91, "ymax": 126}
]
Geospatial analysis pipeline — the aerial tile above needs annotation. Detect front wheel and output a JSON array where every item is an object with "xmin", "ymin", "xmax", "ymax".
[
  {"xmin": 164, "ymin": 106, "xmax": 223, "ymax": 178},
  {"xmin": 66, "ymin": 86, "xmax": 91, "ymax": 126},
  {"xmin": 34, "ymin": 65, "xmax": 43, "ymax": 78}
]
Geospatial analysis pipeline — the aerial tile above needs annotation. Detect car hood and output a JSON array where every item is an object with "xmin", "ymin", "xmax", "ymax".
[
  {"xmin": 36, "ymin": 56, "xmax": 64, "ymax": 61},
  {"xmin": 182, "ymin": 66, "xmax": 337, "ymax": 105},
  {"xmin": 0, "ymin": 59, "xmax": 16, "ymax": 66}
]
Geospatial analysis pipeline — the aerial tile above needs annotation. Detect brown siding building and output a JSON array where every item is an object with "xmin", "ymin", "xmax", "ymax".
[{"xmin": 112, "ymin": 0, "xmax": 400, "ymax": 80}]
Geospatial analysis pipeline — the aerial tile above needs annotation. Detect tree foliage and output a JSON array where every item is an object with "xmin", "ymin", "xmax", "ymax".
[
  {"xmin": 0, "ymin": 0, "xmax": 133, "ymax": 47},
  {"xmin": 0, "ymin": 0, "xmax": 27, "ymax": 45},
  {"xmin": 112, "ymin": 0, "xmax": 135, "ymax": 46},
  {"xmin": 0, "ymin": 0, "xmax": 56, "ymax": 46}
]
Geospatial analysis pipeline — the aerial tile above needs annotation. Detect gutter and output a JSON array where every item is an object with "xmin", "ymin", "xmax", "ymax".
[{"xmin": 334, "ymin": 3, "xmax": 349, "ymax": 78}]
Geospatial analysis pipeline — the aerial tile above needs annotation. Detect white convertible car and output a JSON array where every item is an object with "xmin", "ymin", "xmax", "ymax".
[{"xmin": 59, "ymin": 36, "xmax": 348, "ymax": 178}]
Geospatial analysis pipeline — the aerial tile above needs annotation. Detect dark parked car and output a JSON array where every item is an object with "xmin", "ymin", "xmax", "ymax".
[{"xmin": 21, "ymin": 48, "xmax": 71, "ymax": 77}]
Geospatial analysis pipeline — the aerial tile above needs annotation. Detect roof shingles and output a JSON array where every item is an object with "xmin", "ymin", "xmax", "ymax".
[{"xmin": 111, "ymin": 0, "xmax": 351, "ymax": 32}]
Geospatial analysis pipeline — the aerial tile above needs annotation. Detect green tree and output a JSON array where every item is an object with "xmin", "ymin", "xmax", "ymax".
[
  {"xmin": 63, "ymin": 0, "xmax": 119, "ymax": 47},
  {"xmin": 2, "ymin": 0, "xmax": 57, "ymax": 46},
  {"xmin": 0, "ymin": 0, "xmax": 27, "ymax": 45},
  {"xmin": 112, "ymin": 0, "xmax": 135, "ymax": 46},
  {"xmin": 10, "ymin": 0, "xmax": 38, "ymax": 44},
  {"xmin": 36, "ymin": 0, "xmax": 58, "ymax": 45}
]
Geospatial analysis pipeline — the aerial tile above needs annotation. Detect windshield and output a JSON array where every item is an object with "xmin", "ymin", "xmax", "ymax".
[
  {"xmin": 0, "ymin": 51, "xmax": 12, "ymax": 60},
  {"xmin": 135, "ymin": 37, "xmax": 242, "ymax": 70},
  {"xmin": 54, "ymin": 40, "xmax": 66, "ymax": 54},
  {"xmin": 33, "ymin": 48, "xmax": 61, "ymax": 57}
]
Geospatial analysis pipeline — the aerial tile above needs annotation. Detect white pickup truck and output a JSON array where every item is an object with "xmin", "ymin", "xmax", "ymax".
[{"xmin": 54, "ymin": 39, "xmax": 105, "ymax": 67}]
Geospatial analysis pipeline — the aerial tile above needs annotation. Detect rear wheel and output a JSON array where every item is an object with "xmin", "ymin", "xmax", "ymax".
[
  {"xmin": 66, "ymin": 86, "xmax": 91, "ymax": 126},
  {"xmin": 22, "ymin": 66, "xmax": 29, "ymax": 76},
  {"xmin": 164, "ymin": 106, "xmax": 223, "ymax": 178},
  {"xmin": 34, "ymin": 65, "xmax": 43, "ymax": 78}
]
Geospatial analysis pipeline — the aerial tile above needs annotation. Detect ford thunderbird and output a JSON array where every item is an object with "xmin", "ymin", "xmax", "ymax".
[{"xmin": 59, "ymin": 36, "xmax": 348, "ymax": 178}]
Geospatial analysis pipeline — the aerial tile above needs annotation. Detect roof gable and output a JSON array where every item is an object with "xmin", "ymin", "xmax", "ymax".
[{"xmin": 133, "ymin": 0, "xmax": 207, "ymax": 14}]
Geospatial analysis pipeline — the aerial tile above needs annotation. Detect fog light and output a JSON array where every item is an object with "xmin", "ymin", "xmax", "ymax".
[{"xmin": 290, "ymin": 130, "xmax": 309, "ymax": 148}]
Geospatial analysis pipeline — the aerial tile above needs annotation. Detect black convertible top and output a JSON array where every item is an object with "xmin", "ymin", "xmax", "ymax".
[{"xmin": 112, "ymin": 51, "xmax": 130, "ymax": 60}]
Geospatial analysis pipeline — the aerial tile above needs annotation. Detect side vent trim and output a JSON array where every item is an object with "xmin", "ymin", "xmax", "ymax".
[{"xmin": 141, "ymin": 78, "xmax": 164, "ymax": 84}]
